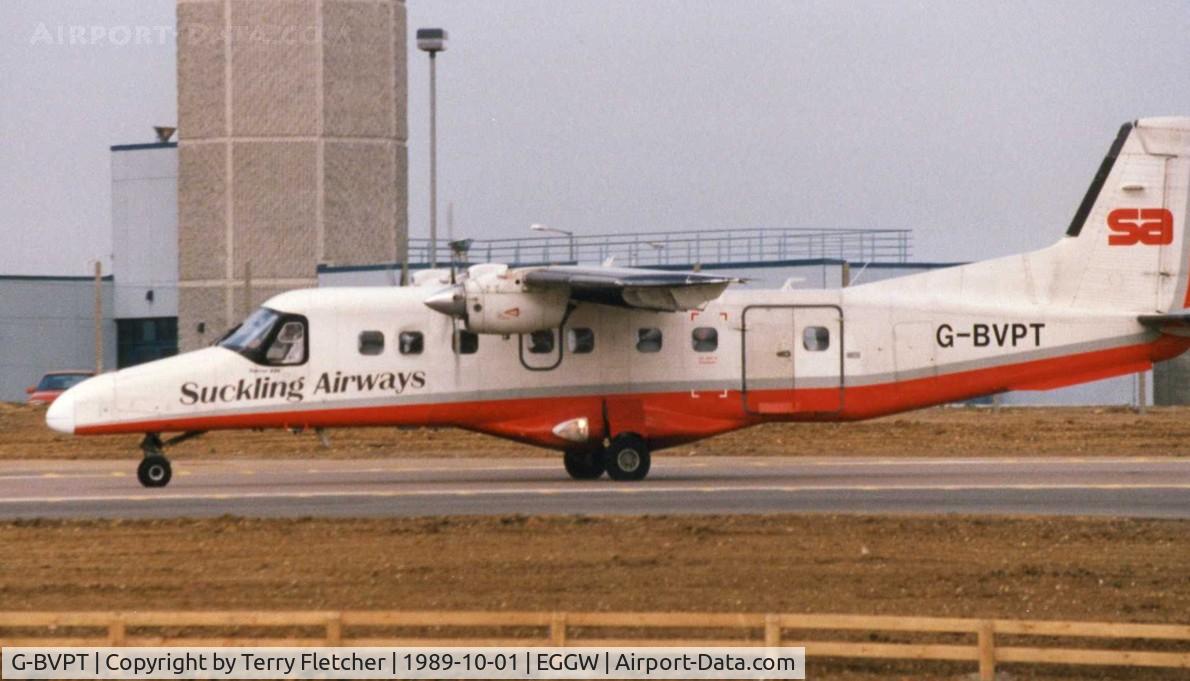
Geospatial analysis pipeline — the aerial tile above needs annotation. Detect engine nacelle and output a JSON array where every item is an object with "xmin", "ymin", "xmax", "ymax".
[{"xmin": 461, "ymin": 277, "xmax": 569, "ymax": 334}]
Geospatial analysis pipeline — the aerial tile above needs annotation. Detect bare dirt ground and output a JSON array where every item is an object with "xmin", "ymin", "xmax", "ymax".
[
  {"xmin": 1, "ymin": 514, "xmax": 1187, "ymax": 680},
  {"xmin": 4, "ymin": 402, "xmax": 1190, "ymax": 460}
]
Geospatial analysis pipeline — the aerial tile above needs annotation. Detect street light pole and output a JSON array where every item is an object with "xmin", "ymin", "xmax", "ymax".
[
  {"xmin": 417, "ymin": 28, "xmax": 448, "ymax": 270},
  {"xmin": 428, "ymin": 51, "xmax": 437, "ymax": 269},
  {"xmin": 530, "ymin": 224, "xmax": 576, "ymax": 263}
]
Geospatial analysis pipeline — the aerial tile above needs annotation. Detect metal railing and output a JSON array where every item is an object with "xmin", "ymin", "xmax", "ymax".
[
  {"xmin": 404, "ymin": 228, "xmax": 911, "ymax": 268},
  {"xmin": 2, "ymin": 610, "xmax": 1187, "ymax": 680}
]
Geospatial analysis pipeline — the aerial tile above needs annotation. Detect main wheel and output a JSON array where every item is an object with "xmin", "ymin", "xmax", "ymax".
[
  {"xmin": 137, "ymin": 455, "xmax": 172, "ymax": 488},
  {"xmin": 603, "ymin": 433, "xmax": 651, "ymax": 481},
  {"xmin": 563, "ymin": 449, "xmax": 605, "ymax": 480}
]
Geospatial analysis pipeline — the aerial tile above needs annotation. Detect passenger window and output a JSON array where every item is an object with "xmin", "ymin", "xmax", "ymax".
[
  {"xmin": 636, "ymin": 327, "xmax": 663, "ymax": 353},
  {"xmin": 803, "ymin": 326, "xmax": 830, "ymax": 352},
  {"xmin": 528, "ymin": 329, "xmax": 555, "ymax": 354},
  {"xmin": 265, "ymin": 320, "xmax": 306, "ymax": 365},
  {"xmin": 358, "ymin": 331, "xmax": 384, "ymax": 355},
  {"xmin": 692, "ymin": 327, "xmax": 718, "ymax": 352},
  {"xmin": 399, "ymin": 331, "xmax": 424, "ymax": 355},
  {"xmin": 453, "ymin": 329, "xmax": 479, "ymax": 355},
  {"xmin": 568, "ymin": 327, "xmax": 595, "ymax": 354}
]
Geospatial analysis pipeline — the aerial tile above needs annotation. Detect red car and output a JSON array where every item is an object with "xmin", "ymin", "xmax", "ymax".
[{"xmin": 26, "ymin": 371, "xmax": 94, "ymax": 406}]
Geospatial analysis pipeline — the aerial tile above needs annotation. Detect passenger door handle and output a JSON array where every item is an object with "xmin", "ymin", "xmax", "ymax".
[{"xmin": 775, "ymin": 350, "xmax": 791, "ymax": 358}]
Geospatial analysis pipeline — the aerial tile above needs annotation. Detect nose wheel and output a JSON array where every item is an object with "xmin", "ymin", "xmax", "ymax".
[
  {"xmin": 137, "ymin": 455, "xmax": 172, "ymax": 488},
  {"xmin": 136, "ymin": 431, "xmax": 204, "ymax": 488}
]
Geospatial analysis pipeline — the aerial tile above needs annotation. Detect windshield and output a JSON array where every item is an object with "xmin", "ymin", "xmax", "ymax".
[
  {"xmin": 37, "ymin": 373, "xmax": 90, "ymax": 391},
  {"xmin": 218, "ymin": 307, "xmax": 307, "ymax": 366},
  {"xmin": 219, "ymin": 308, "xmax": 280, "ymax": 354}
]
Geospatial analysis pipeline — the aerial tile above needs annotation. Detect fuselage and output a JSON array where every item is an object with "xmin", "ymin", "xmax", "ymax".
[{"xmin": 46, "ymin": 259, "xmax": 1188, "ymax": 451}]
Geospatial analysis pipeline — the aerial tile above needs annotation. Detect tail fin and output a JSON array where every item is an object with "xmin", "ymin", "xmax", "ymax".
[{"xmin": 1058, "ymin": 117, "xmax": 1190, "ymax": 313}]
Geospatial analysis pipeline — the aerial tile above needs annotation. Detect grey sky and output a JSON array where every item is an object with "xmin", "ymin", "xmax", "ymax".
[{"xmin": 2, "ymin": 1, "xmax": 1189, "ymax": 276}]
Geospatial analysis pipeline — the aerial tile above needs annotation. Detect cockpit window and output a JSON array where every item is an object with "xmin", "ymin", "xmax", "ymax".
[
  {"xmin": 219, "ymin": 308, "xmax": 278, "ymax": 353},
  {"xmin": 219, "ymin": 307, "xmax": 308, "ymax": 366}
]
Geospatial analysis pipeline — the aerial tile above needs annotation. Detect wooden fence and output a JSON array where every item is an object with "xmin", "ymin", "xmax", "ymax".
[{"xmin": 2, "ymin": 611, "xmax": 1189, "ymax": 680}]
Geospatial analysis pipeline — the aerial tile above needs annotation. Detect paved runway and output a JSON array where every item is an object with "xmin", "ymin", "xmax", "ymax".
[{"xmin": 0, "ymin": 456, "xmax": 1187, "ymax": 519}]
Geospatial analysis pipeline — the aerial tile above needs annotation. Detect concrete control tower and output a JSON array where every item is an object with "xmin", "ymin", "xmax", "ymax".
[{"xmin": 176, "ymin": 0, "xmax": 408, "ymax": 350}]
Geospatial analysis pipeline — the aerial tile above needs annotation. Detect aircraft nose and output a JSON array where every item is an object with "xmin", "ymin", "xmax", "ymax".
[{"xmin": 45, "ymin": 389, "xmax": 76, "ymax": 434}]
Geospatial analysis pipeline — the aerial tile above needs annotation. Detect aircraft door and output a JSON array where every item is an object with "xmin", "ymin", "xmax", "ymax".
[
  {"xmin": 792, "ymin": 305, "xmax": 843, "ymax": 413},
  {"xmin": 742, "ymin": 306, "xmax": 795, "ymax": 413}
]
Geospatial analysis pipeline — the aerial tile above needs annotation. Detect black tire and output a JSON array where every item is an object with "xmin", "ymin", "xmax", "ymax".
[
  {"xmin": 563, "ymin": 449, "xmax": 605, "ymax": 480},
  {"xmin": 604, "ymin": 433, "xmax": 651, "ymax": 481},
  {"xmin": 137, "ymin": 455, "xmax": 172, "ymax": 488}
]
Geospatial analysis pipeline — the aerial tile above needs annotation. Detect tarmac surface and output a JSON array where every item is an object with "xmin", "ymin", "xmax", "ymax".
[{"xmin": 0, "ymin": 456, "xmax": 1187, "ymax": 519}]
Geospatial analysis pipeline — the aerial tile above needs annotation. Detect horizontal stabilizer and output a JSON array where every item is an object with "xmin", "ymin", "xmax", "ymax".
[{"xmin": 1138, "ymin": 312, "xmax": 1190, "ymax": 336}]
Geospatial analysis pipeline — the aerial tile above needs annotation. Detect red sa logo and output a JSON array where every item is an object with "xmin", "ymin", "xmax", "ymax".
[{"xmin": 1107, "ymin": 208, "xmax": 1174, "ymax": 246}]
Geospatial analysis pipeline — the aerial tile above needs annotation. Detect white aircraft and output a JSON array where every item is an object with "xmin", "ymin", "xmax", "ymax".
[{"xmin": 47, "ymin": 117, "xmax": 1190, "ymax": 487}]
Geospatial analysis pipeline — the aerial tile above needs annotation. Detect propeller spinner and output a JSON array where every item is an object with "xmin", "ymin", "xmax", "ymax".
[{"xmin": 423, "ymin": 285, "xmax": 467, "ymax": 317}]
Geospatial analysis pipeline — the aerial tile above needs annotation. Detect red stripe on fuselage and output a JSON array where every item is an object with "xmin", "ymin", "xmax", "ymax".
[
  {"xmin": 75, "ymin": 336, "xmax": 1190, "ymax": 448},
  {"xmin": 1183, "ymin": 248, "xmax": 1190, "ymax": 309}
]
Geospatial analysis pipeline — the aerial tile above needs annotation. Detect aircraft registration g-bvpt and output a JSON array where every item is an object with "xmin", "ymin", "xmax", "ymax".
[{"xmin": 47, "ymin": 117, "xmax": 1190, "ymax": 487}]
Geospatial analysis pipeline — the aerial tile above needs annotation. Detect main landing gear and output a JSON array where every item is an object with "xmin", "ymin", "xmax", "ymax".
[
  {"xmin": 564, "ymin": 433, "xmax": 651, "ymax": 482},
  {"xmin": 604, "ymin": 433, "xmax": 650, "ymax": 481},
  {"xmin": 137, "ymin": 432, "xmax": 204, "ymax": 488},
  {"xmin": 563, "ymin": 448, "xmax": 605, "ymax": 480}
]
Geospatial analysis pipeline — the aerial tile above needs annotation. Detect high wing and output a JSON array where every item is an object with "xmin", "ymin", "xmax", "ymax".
[{"xmin": 523, "ymin": 265, "xmax": 739, "ymax": 312}]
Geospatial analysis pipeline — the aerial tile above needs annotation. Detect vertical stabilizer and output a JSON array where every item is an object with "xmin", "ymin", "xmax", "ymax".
[{"xmin": 1060, "ymin": 118, "xmax": 1190, "ymax": 313}]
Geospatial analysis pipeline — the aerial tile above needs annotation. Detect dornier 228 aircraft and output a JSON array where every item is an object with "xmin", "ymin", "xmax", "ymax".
[{"xmin": 47, "ymin": 117, "xmax": 1190, "ymax": 487}]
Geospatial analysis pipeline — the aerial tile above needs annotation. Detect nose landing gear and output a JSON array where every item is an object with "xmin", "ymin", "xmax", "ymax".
[
  {"xmin": 138, "ymin": 434, "xmax": 171, "ymax": 488},
  {"xmin": 136, "ymin": 431, "xmax": 205, "ymax": 488}
]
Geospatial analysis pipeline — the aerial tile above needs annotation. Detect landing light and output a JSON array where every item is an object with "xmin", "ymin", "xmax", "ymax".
[{"xmin": 552, "ymin": 417, "xmax": 590, "ymax": 443}]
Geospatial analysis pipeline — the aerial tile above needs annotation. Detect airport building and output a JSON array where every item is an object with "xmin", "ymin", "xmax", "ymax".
[
  {"xmin": 175, "ymin": 0, "xmax": 410, "ymax": 352},
  {"xmin": 0, "ymin": 275, "xmax": 115, "ymax": 400},
  {"xmin": 111, "ymin": 141, "xmax": 181, "ymax": 365}
]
